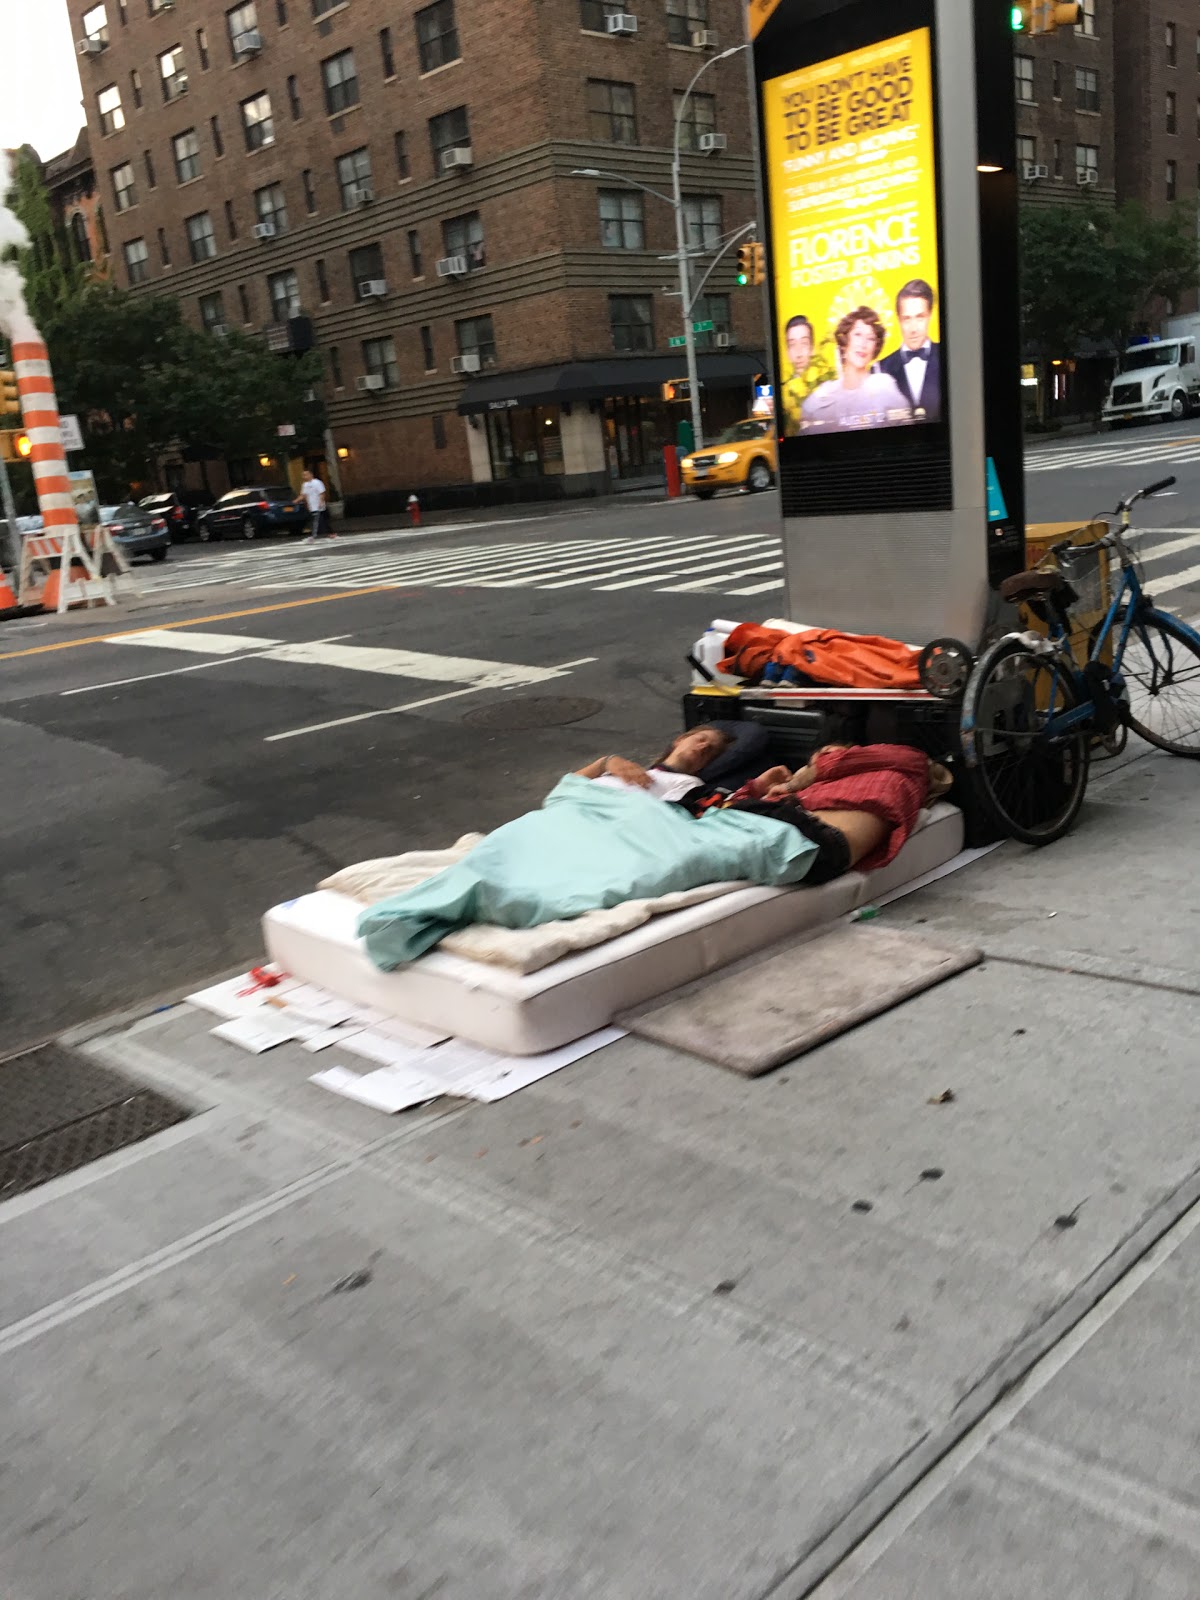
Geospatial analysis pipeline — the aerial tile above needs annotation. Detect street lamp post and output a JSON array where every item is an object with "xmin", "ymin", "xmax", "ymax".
[{"xmin": 572, "ymin": 41, "xmax": 746, "ymax": 455}]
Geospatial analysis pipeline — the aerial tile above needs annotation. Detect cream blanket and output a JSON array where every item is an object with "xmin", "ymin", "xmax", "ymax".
[{"xmin": 320, "ymin": 836, "xmax": 748, "ymax": 975}]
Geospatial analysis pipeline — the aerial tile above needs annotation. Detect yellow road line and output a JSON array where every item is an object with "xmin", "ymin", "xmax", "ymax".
[{"xmin": 0, "ymin": 584, "xmax": 409, "ymax": 663}]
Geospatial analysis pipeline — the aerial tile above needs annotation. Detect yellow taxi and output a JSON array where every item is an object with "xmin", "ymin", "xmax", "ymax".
[{"xmin": 680, "ymin": 417, "xmax": 777, "ymax": 499}]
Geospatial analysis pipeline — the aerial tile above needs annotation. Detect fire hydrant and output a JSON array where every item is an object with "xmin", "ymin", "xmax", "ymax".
[{"xmin": 407, "ymin": 493, "xmax": 421, "ymax": 528}]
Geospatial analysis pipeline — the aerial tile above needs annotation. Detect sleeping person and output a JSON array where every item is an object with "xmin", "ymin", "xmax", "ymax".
[{"xmin": 577, "ymin": 726, "xmax": 733, "ymax": 805}]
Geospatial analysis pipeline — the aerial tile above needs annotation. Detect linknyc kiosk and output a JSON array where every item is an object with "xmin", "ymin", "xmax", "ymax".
[{"xmin": 686, "ymin": 0, "xmax": 1033, "ymax": 792}]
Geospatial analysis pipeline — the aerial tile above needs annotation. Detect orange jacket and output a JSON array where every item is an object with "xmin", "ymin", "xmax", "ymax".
[{"xmin": 719, "ymin": 624, "xmax": 921, "ymax": 691}]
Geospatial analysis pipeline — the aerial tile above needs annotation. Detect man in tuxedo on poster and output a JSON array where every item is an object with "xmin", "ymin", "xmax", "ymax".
[{"xmin": 879, "ymin": 279, "xmax": 942, "ymax": 424}]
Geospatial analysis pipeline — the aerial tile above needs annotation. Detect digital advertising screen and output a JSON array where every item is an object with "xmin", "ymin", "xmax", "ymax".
[{"xmin": 763, "ymin": 28, "xmax": 944, "ymax": 441}]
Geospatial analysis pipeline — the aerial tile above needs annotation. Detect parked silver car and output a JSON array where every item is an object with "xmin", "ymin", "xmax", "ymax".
[{"xmin": 97, "ymin": 503, "xmax": 171, "ymax": 562}]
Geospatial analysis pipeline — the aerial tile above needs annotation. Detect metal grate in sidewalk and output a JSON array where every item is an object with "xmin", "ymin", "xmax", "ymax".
[{"xmin": 0, "ymin": 1043, "xmax": 191, "ymax": 1203}]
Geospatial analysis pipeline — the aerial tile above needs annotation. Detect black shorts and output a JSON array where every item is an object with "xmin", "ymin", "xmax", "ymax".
[{"xmin": 726, "ymin": 798, "xmax": 852, "ymax": 885}]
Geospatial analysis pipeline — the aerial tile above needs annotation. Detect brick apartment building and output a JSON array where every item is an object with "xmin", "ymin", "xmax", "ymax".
[
  {"xmin": 41, "ymin": 128, "xmax": 111, "ymax": 272},
  {"xmin": 65, "ymin": 0, "xmax": 764, "ymax": 505},
  {"xmin": 1013, "ymin": 0, "xmax": 1115, "ymax": 210}
]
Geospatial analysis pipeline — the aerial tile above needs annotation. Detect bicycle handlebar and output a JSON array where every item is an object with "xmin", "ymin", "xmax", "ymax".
[{"xmin": 1141, "ymin": 475, "xmax": 1177, "ymax": 499}]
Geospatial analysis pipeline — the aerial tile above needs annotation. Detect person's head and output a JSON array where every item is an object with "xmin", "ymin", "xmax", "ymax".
[
  {"xmin": 785, "ymin": 315, "xmax": 814, "ymax": 377},
  {"xmin": 302, "ymin": 468, "xmax": 313, "ymax": 482},
  {"xmin": 895, "ymin": 280, "xmax": 935, "ymax": 351},
  {"xmin": 655, "ymin": 726, "xmax": 734, "ymax": 775},
  {"xmin": 834, "ymin": 307, "xmax": 887, "ymax": 373}
]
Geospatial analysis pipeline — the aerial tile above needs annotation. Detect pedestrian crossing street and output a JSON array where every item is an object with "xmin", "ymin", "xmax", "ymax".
[
  {"xmin": 1026, "ymin": 432, "xmax": 1200, "ymax": 473},
  {"xmin": 134, "ymin": 527, "xmax": 789, "ymax": 600}
]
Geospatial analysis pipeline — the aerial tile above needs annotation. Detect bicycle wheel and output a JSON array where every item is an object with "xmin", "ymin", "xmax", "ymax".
[
  {"xmin": 964, "ymin": 641, "xmax": 1091, "ymax": 846},
  {"xmin": 1119, "ymin": 608, "xmax": 1200, "ymax": 756}
]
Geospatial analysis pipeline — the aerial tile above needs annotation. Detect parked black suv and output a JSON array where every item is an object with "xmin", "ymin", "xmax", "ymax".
[
  {"xmin": 195, "ymin": 485, "xmax": 310, "ymax": 541},
  {"xmin": 139, "ymin": 489, "xmax": 215, "ymax": 541}
]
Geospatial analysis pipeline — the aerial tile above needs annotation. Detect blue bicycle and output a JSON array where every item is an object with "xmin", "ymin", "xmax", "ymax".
[{"xmin": 961, "ymin": 475, "xmax": 1200, "ymax": 844}]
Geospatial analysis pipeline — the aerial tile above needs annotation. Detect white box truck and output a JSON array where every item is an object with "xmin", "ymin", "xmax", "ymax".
[{"xmin": 1102, "ymin": 337, "xmax": 1200, "ymax": 426}]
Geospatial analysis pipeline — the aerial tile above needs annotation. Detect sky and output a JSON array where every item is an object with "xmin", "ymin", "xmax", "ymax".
[{"xmin": 0, "ymin": 0, "xmax": 86, "ymax": 161}]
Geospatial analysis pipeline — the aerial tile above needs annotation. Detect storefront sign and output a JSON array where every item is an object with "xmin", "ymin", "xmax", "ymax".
[
  {"xmin": 487, "ymin": 398, "xmax": 520, "ymax": 411},
  {"xmin": 763, "ymin": 28, "xmax": 943, "ymax": 439}
]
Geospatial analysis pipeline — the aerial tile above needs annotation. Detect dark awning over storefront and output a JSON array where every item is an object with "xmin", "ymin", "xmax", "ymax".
[{"xmin": 457, "ymin": 350, "xmax": 768, "ymax": 415}]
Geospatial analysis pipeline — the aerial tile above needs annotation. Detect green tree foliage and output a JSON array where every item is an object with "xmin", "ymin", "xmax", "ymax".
[
  {"xmin": 7, "ymin": 148, "xmax": 88, "ymax": 332},
  {"xmin": 1021, "ymin": 200, "xmax": 1200, "ymax": 358}
]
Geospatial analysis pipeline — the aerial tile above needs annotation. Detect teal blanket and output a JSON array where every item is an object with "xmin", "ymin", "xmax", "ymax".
[{"xmin": 358, "ymin": 773, "xmax": 819, "ymax": 969}]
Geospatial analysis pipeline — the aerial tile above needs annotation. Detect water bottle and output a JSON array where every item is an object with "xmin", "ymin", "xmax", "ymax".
[{"xmin": 691, "ymin": 621, "xmax": 740, "ymax": 686}]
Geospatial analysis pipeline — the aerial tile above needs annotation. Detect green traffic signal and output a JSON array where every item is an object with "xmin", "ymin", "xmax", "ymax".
[
  {"xmin": 737, "ymin": 269, "xmax": 749, "ymax": 286},
  {"xmin": 1011, "ymin": 5, "xmax": 1024, "ymax": 27}
]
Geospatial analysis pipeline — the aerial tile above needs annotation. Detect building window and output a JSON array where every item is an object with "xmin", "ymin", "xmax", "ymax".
[
  {"xmin": 336, "ymin": 146, "xmax": 373, "ymax": 208},
  {"xmin": 241, "ymin": 91, "xmax": 274, "ymax": 150},
  {"xmin": 225, "ymin": 198, "xmax": 238, "ymax": 238},
  {"xmin": 226, "ymin": 1, "xmax": 258, "ymax": 56},
  {"xmin": 255, "ymin": 181, "xmax": 288, "ymax": 233},
  {"xmin": 159, "ymin": 44, "xmax": 188, "ymax": 101},
  {"xmin": 580, "ymin": 0, "xmax": 624, "ymax": 30},
  {"xmin": 329, "ymin": 345, "xmax": 343, "ymax": 388},
  {"xmin": 416, "ymin": 0, "xmax": 459, "ymax": 73},
  {"xmin": 302, "ymin": 168, "xmax": 317, "ymax": 211},
  {"xmin": 429, "ymin": 105, "xmax": 470, "ymax": 170},
  {"xmin": 395, "ymin": 130, "xmax": 410, "ymax": 178},
  {"xmin": 674, "ymin": 90, "xmax": 715, "ymax": 149},
  {"xmin": 197, "ymin": 26, "xmax": 210, "ymax": 67},
  {"xmin": 609, "ymin": 294, "xmax": 653, "ymax": 352},
  {"xmin": 362, "ymin": 336, "xmax": 400, "ymax": 387},
  {"xmin": 682, "ymin": 194, "xmax": 721, "ymax": 251},
  {"xmin": 211, "ymin": 113, "xmax": 224, "ymax": 156},
  {"xmin": 1079, "ymin": 0, "xmax": 1095, "ymax": 35},
  {"xmin": 1167, "ymin": 158, "xmax": 1178, "ymax": 201},
  {"xmin": 1076, "ymin": 66, "xmax": 1099, "ymax": 112},
  {"xmin": 455, "ymin": 314, "xmax": 496, "ymax": 368},
  {"xmin": 144, "ymin": 150, "xmax": 156, "ymax": 187},
  {"xmin": 130, "ymin": 67, "xmax": 143, "ymax": 109},
  {"xmin": 237, "ymin": 283, "xmax": 252, "ymax": 322},
  {"xmin": 432, "ymin": 414, "xmax": 447, "ymax": 449},
  {"xmin": 312, "ymin": 0, "xmax": 340, "ymax": 14},
  {"xmin": 1166, "ymin": 22, "xmax": 1178, "ymax": 66},
  {"xmin": 348, "ymin": 242, "xmax": 386, "ymax": 296},
  {"xmin": 1052, "ymin": 139, "xmax": 1062, "ymax": 180},
  {"xmin": 123, "ymin": 238, "xmax": 149, "ymax": 283},
  {"xmin": 186, "ymin": 212, "xmax": 217, "ymax": 262},
  {"xmin": 199, "ymin": 291, "xmax": 225, "ymax": 331},
  {"xmin": 667, "ymin": 0, "xmax": 707, "ymax": 46},
  {"xmin": 1167, "ymin": 90, "xmax": 1178, "ymax": 133},
  {"xmin": 1051, "ymin": 59, "xmax": 1061, "ymax": 100},
  {"xmin": 322, "ymin": 50, "xmax": 359, "ymax": 115},
  {"xmin": 1015, "ymin": 55, "xmax": 1034, "ymax": 103},
  {"xmin": 70, "ymin": 213, "xmax": 93, "ymax": 263},
  {"xmin": 82, "ymin": 4, "xmax": 109, "ymax": 43},
  {"xmin": 420, "ymin": 324, "xmax": 435, "ymax": 369},
  {"xmin": 692, "ymin": 292, "xmax": 730, "ymax": 349},
  {"xmin": 287, "ymin": 74, "xmax": 302, "ymax": 119},
  {"xmin": 173, "ymin": 128, "xmax": 201, "ymax": 183},
  {"xmin": 587, "ymin": 79, "xmax": 637, "ymax": 143},
  {"xmin": 276, "ymin": 0, "xmax": 287, "ymax": 21},
  {"xmin": 599, "ymin": 190, "xmax": 644, "ymax": 249},
  {"xmin": 1017, "ymin": 135, "xmax": 1036, "ymax": 170},
  {"xmin": 407, "ymin": 228, "xmax": 423, "ymax": 276},
  {"xmin": 111, "ymin": 161, "xmax": 137, "ymax": 212},
  {"xmin": 442, "ymin": 210, "xmax": 485, "ymax": 270},
  {"xmin": 98, "ymin": 84, "xmax": 125, "ymax": 135},
  {"xmin": 316, "ymin": 258, "xmax": 330, "ymax": 301},
  {"xmin": 268, "ymin": 268, "xmax": 301, "ymax": 321},
  {"xmin": 380, "ymin": 26, "xmax": 395, "ymax": 78},
  {"xmin": 1076, "ymin": 143, "xmax": 1098, "ymax": 183},
  {"xmin": 157, "ymin": 227, "xmax": 171, "ymax": 266}
]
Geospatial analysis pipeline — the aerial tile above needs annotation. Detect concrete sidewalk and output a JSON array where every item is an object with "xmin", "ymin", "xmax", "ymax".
[{"xmin": 2, "ymin": 749, "xmax": 1199, "ymax": 1598}]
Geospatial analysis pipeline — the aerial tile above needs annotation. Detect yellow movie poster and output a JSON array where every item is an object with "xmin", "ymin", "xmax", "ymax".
[{"xmin": 764, "ymin": 29, "xmax": 943, "ymax": 438}]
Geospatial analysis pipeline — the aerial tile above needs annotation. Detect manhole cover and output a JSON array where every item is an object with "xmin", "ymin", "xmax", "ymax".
[
  {"xmin": 463, "ymin": 695, "xmax": 604, "ymax": 731},
  {"xmin": 0, "ymin": 1043, "xmax": 191, "ymax": 1204}
]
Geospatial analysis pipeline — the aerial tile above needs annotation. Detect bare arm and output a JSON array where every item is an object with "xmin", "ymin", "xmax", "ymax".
[{"xmin": 576, "ymin": 755, "xmax": 652, "ymax": 788}]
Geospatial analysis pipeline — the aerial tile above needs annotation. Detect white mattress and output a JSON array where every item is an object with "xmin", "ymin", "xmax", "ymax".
[{"xmin": 263, "ymin": 803, "xmax": 965, "ymax": 1056}]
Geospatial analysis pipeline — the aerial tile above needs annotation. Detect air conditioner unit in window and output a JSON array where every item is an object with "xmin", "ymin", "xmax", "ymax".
[
  {"xmin": 698, "ymin": 132, "xmax": 727, "ymax": 154},
  {"xmin": 358, "ymin": 278, "xmax": 389, "ymax": 299},
  {"xmin": 451, "ymin": 353, "xmax": 481, "ymax": 374},
  {"xmin": 209, "ymin": 323, "xmax": 230, "ymax": 337},
  {"xmin": 713, "ymin": 332, "xmax": 732, "ymax": 349},
  {"xmin": 441, "ymin": 146, "xmax": 474, "ymax": 173},
  {"xmin": 1022, "ymin": 162, "xmax": 1049, "ymax": 181},
  {"xmin": 351, "ymin": 186, "xmax": 374, "ymax": 206},
  {"xmin": 233, "ymin": 29, "xmax": 263, "ymax": 55},
  {"xmin": 251, "ymin": 221, "xmax": 276, "ymax": 240},
  {"xmin": 174, "ymin": 72, "xmax": 189, "ymax": 93},
  {"xmin": 436, "ymin": 255, "xmax": 468, "ymax": 279},
  {"xmin": 76, "ymin": 35, "xmax": 107, "ymax": 55},
  {"xmin": 1077, "ymin": 168, "xmax": 1098, "ymax": 185},
  {"xmin": 605, "ymin": 12, "xmax": 637, "ymax": 34},
  {"xmin": 356, "ymin": 374, "xmax": 385, "ymax": 392},
  {"xmin": 692, "ymin": 28, "xmax": 719, "ymax": 47}
]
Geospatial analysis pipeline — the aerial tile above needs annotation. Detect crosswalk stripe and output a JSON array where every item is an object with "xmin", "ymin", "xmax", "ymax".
[
  {"xmin": 487, "ymin": 536, "xmax": 774, "ymax": 590},
  {"xmin": 656, "ymin": 562, "xmax": 785, "ymax": 594},
  {"xmin": 725, "ymin": 578, "xmax": 786, "ymax": 596},
  {"xmin": 594, "ymin": 552, "xmax": 780, "ymax": 592}
]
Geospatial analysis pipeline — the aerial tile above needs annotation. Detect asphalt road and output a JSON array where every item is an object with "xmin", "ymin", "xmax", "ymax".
[{"xmin": 5, "ymin": 420, "xmax": 1200, "ymax": 1052}]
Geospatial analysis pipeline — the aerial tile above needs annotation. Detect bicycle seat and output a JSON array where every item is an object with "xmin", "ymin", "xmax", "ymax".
[{"xmin": 999, "ymin": 569, "xmax": 1072, "ymax": 605}]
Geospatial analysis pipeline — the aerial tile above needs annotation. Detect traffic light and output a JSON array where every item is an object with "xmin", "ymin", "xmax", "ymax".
[
  {"xmin": 0, "ymin": 431, "xmax": 31, "ymax": 463},
  {"xmin": 1011, "ymin": 2, "xmax": 1080, "ymax": 33},
  {"xmin": 0, "ymin": 370, "xmax": 19, "ymax": 416},
  {"xmin": 736, "ymin": 241, "xmax": 766, "ymax": 287}
]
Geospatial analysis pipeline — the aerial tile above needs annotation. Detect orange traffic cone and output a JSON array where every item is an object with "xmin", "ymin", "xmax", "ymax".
[{"xmin": 0, "ymin": 571, "xmax": 16, "ymax": 609}]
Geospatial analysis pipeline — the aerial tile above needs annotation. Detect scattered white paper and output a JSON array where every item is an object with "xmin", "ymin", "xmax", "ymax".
[
  {"xmin": 447, "ymin": 1028, "xmax": 626, "ymax": 1102},
  {"xmin": 186, "ymin": 970, "xmax": 297, "ymax": 1019},
  {"xmin": 271, "ymin": 983, "xmax": 359, "ymax": 1027},
  {"xmin": 368, "ymin": 1013, "xmax": 450, "ymax": 1048},
  {"xmin": 211, "ymin": 1013, "xmax": 300, "ymax": 1054},
  {"xmin": 301, "ymin": 1024, "xmax": 366, "ymax": 1054},
  {"xmin": 335, "ymin": 1029, "xmax": 434, "ymax": 1069},
  {"xmin": 310, "ymin": 1063, "xmax": 442, "ymax": 1113}
]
